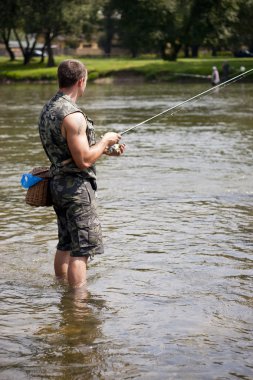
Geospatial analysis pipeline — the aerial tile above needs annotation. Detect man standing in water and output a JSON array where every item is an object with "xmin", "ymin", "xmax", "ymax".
[{"xmin": 39, "ymin": 59, "xmax": 125, "ymax": 288}]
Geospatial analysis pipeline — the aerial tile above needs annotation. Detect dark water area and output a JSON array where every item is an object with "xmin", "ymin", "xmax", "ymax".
[{"xmin": 0, "ymin": 81, "xmax": 253, "ymax": 379}]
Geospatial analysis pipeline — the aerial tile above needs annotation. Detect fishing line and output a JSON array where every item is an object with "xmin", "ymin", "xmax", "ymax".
[{"xmin": 120, "ymin": 67, "xmax": 253, "ymax": 136}]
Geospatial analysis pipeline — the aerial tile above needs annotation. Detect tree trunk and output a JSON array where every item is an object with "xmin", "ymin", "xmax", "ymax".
[
  {"xmin": 24, "ymin": 48, "xmax": 31, "ymax": 65},
  {"xmin": 23, "ymin": 37, "xmax": 37, "ymax": 65},
  {"xmin": 2, "ymin": 30, "xmax": 15, "ymax": 61},
  {"xmin": 24, "ymin": 34, "xmax": 31, "ymax": 64},
  {"xmin": 130, "ymin": 47, "xmax": 138, "ymax": 58},
  {"xmin": 40, "ymin": 49, "xmax": 45, "ymax": 63},
  {"xmin": 160, "ymin": 45, "xmax": 167, "ymax": 60},
  {"xmin": 211, "ymin": 46, "xmax": 217, "ymax": 57},
  {"xmin": 184, "ymin": 45, "xmax": 190, "ymax": 58},
  {"xmin": 103, "ymin": 10, "xmax": 114, "ymax": 57},
  {"xmin": 39, "ymin": 41, "xmax": 47, "ymax": 63},
  {"xmin": 169, "ymin": 42, "xmax": 181, "ymax": 61},
  {"xmin": 191, "ymin": 45, "xmax": 199, "ymax": 58},
  {"xmin": 14, "ymin": 29, "xmax": 39, "ymax": 65},
  {"xmin": 14, "ymin": 29, "xmax": 25, "ymax": 57},
  {"xmin": 104, "ymin": 34, "xmax": 112, "ymax": 57},
  {"xmin": 13, "ymin": 29, "xmax": 31, "ymax": 64},
  {"xmin": 131, "ymin": 51, "xmax": 137, "ymax": 58},
  {"xmin": 45, "ymin": 32, "xmax": 55, "ymax": 67}
]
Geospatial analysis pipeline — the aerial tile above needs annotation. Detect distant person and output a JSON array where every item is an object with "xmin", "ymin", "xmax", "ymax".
[
  {"xmin": 221, "ymin": 61, "xmax": 230, "ymax": 81},
  {"xmin": 211, "ymin": 66, "xmax": 220, "ymax": 86}
]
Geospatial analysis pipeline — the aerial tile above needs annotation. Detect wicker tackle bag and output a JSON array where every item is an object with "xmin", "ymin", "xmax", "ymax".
[{"xmin": 25, "ymin": 167, "xmax": 52, "ymax": 207}]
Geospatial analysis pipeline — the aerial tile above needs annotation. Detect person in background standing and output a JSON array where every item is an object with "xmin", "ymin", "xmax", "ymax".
[
  {"xmin": 221, "ymin": 61, "xmax": 230, "ymax": 82},
  {"xmin": 211, "ymin": 66, "xmax": 220, "ymax": 86}
]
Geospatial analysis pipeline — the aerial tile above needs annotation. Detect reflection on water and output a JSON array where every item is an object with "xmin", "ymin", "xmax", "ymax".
[
  {"xmin": 35, "ymin": 287, "xmax": 106, "ymax": 379},
  {"xmin": 0, "ymin": 81, "xmax": 253, "ymax": 379}
]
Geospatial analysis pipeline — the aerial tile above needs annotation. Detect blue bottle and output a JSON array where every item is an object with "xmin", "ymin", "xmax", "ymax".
[{"xmin": 20, "ymin": 173, "xmax": 43, "ymax": 189}]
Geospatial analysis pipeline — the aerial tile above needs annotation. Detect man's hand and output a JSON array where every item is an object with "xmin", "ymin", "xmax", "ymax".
[
  {"xmin": 104, "ymin": 143, "xmax": 126, "ymax": 156},
  {"xmin": 101, "ymin": 132, "xmax": 126, "ymax": 156},
  {"xmin": 101, "ymin": 132, "xmax": 121, "ymax": 147}
]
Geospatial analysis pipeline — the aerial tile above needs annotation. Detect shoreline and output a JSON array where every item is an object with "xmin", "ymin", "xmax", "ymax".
[
  {"xmin": 1, "ymin": 57, "xmax": 252, "ymax": 84},
  {"xmin": 2, "ymin": 74, "xmax": 252, "ymax": 85}
]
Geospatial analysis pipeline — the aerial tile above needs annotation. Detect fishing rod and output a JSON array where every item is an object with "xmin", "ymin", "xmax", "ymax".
[{"xmin": 120, "ymin": 67, "xmax": 253, "ymax": 136}]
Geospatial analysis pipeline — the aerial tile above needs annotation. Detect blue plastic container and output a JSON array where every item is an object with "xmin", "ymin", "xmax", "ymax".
[{"xmin": 21, "ymin": 173, "xmax": 43, "ymax": 189}]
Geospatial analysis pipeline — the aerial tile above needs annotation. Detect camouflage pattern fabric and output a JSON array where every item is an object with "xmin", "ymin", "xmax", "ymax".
[
  {"xmin": 38, "ymin": 92, "xmax": 103, "ymax": 257},
  {"xmin": 51, "ymin": 175, "xmax": 104, "ymax": 257},
  {"xmin": 38, "ymin": 91, "xmax": 96, "ymax": 179}
]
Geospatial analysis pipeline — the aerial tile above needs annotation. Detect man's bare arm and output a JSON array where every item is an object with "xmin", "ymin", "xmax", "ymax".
[{"xmin": 62, "ymin": 112, "xmax": 121, "ymax": 169}]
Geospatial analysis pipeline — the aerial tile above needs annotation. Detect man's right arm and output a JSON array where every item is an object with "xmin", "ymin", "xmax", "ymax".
[{"xmin": 62, "ymin": 112, "xmax": 121, "ymax": 170}]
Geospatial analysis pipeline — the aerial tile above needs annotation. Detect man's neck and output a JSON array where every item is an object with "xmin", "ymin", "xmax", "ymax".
[{"xmin": 59, "ymin": 86, "xmax": 78, "ymax": 103}]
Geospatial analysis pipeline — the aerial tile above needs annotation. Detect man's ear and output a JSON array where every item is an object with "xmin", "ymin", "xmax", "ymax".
[{"xmin": 77, "ymin": 78, "xmax": 83, "ymax": 87}]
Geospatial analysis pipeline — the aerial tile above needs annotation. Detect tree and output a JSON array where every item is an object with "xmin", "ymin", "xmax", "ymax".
[
  {"xmin": 2, "ymin": 0, "xmax": 249, "ymax": 64},
  {"xmin": 181, "ymin": 0, "xmax": 215, "ymax": 58},
  {"xmin": 34, "ymin": 0, "xmax": 76, "ymax": 67},
  {"xmin": 153, "ymin": 0, "xmax": 184, "ymax": 60},
  {"xmin": 153, "ymin": 0, "xmax": 243, "ymax": 60},
  {"xmin": 0, "ymin": 0, "xmax": 18, "ymax": 60},
  {"xmin": 5, "ymin": 0, "xmax": 86, "ymax": 66},
  {"xmin": 203, "ymin": 0, "xmax": 240, "ymax": 56},
  {"xmin": 11, "ymin": 0, "xmax": 44, "ymax": 64},
  {"xmin": 112, "ymin": 0, "xmax": 170, "ymax": 58},
  {"xmin": 39, "ymin": 0, "xmax": 93, "ymax": 67},
  {"xmin": 97, "ymin": 0, "xmax": 120, "ymax": 56},
  {"xmin": 75, "ymin": 0, "xmax": 117, "ymax": 56},
  {"xmin": 230, "ymin": 0, "xmax": 253, "ymax": 52}
]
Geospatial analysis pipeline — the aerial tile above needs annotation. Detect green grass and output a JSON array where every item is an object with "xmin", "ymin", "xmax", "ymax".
[{"xmin": 0, "ymin": 55, "xmax": 252, "ymax": 82}]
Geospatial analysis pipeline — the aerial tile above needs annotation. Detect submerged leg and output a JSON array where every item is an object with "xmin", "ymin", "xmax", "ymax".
[
  {"xmin": 68, "ymin": 256, "xmax": 88, "ymax": 288},
  {"xmin": 54, "ymin": 250, "xmax": 70, "ymax": 278}
]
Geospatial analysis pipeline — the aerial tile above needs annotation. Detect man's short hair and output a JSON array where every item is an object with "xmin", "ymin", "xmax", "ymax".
[{"xmin": 57, "ymin": 59, "xmax": 87, "ymax": 88}]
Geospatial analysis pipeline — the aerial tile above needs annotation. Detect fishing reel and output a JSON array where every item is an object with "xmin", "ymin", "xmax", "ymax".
[{"xmin": 107, "ymin": 143, "xmax": 122, "ymax": 155}]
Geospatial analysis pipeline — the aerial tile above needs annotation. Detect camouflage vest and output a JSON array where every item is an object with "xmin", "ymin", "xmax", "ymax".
[{"xmin": 38, "ymin": 92, "xmax": 96, "ymax": 179}]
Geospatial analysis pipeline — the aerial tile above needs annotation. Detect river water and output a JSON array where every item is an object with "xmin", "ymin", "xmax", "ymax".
[{"xmin": 0, "ymin": 80, "xmax": 253, "ymax": 379}]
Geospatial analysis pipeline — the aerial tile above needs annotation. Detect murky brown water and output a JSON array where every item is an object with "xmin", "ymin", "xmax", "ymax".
[{"xmin": 0, "ymin": 80, "xmax": 253, "ymax": 379}]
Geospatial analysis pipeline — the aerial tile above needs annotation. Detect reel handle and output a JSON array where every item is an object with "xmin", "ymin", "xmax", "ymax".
[{"xmin": 107, "ymin": 143, "xmax": 121, "ymax": 154}]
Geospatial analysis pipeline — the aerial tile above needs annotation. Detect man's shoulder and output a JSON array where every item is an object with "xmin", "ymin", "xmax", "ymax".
[{"xmin": 40, "ymin": 93, "xmax": 78, "ymax": 119}]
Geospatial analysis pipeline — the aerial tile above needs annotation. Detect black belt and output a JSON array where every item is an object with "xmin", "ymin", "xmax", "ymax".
[{"xmin": 89, "ymin": 178, "xmax": 97, "ymax": 191}]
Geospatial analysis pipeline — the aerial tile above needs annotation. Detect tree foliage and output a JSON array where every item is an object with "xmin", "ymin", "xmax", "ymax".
[
  {"xmin": 231, "ymin": 0, "xmax": 253, "ymax": 51},
  {"xmin": 0, "ymin": 0, "xmax": 252, "ymax": 64},
  {"xmin": 110, "ymin": 0, "xmax": 169, "ymax": 58},
  {"xmin": 0, "ymin": 0, "xmax": 19, "ymax": 60}
]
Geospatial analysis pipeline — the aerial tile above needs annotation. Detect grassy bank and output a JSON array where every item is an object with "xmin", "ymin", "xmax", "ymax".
[{"xmin": 0, "ymin": 56, "xmax": 252, "ymax": 82}]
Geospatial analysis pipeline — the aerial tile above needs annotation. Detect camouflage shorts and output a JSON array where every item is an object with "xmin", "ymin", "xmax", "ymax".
[{"xmin": 50, "ymin": 175, "xmax": 104, "ymax": 258}]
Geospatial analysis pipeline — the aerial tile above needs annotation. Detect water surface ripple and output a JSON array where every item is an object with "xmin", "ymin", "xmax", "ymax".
[{"xmin": 0, "ymin": 82, "xmax": 252, "ymax": 379}]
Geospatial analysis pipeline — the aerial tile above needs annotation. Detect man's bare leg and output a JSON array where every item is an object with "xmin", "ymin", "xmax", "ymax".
[
  {"xmin": 68, "ymin": 256, "xmax": 88, "ymax": 288},
  {"xmin": 54, "ymin": 250, "xmax": 70, "ymax": 278}
]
